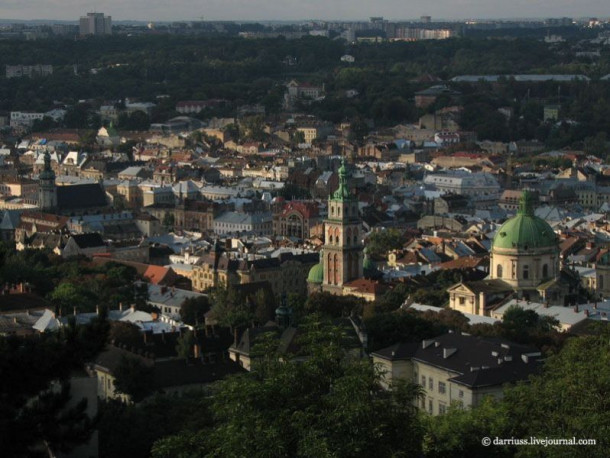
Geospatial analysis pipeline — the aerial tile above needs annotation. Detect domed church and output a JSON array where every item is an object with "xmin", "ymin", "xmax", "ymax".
[{"xmin": 448, "ymin": 191, "xmax": 579, "ymax": 316}]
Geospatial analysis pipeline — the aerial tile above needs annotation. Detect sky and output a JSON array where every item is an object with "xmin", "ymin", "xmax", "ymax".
[{"xmin": 0, "ymin": 0, "xmax": 609, "ymax": 22}]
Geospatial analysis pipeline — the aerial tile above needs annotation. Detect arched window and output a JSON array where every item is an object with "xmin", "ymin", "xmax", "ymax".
[
  {"xmin": 542, "ymin": 264, "xmax": 548, "ymax": 279},
  {"xmin": 327, "ymin": 253, "xmax": 333, "ymax": 283},
  {"xmin": 496, "ymin": 264, "xmax": 503, "ymax": 278},
  {"xmin": 331, "ymin": 206, "xmax": 335, "ymax": 216},
  {"xmin": 333, "ymin": 254, "xmax": 339, "ymax": 285},
  {"xmin": 523, "ymin": 265, "xmax": 529, "ymax": 280}
]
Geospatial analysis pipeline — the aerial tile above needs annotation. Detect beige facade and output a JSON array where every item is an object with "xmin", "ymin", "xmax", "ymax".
[
  {"xmin": 490, "ymin": 246, "xmax": 558, "ymax": 290},
  {"xmin": 372, "ymin": 334, "xmax": 542, "ymax": 416},
  {"xmin": 192, "ymin": 252, "xmax": 316, "ymax": 296}
]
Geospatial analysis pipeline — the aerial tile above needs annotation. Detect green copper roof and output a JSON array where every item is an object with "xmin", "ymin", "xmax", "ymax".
[
  {"xmin": 307, "ymin": 262, "xmax": 324, "ymax": 283},
  {"xmin": 363, "ymin": 254, "xmax": 375, "ymax": 271},
  {"xmin": 332, "ymin": 158, "xmax": 353, "ymax": 201},
  {"xmin": 492, "ymin": 191, "xmax": 557, "ymax": 250},
  {"xmin": 105, "ymin": 121, "xmax": 119, "ymax": 137}
]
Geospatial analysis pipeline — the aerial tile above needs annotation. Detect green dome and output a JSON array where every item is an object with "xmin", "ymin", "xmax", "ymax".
[
  {"xmin": 307, "ymin": 262, "xmax": 324, "ymax": 283},
  {"xmin": 493, "ymin": 191, "xmax": 557, "ymax": 251}
]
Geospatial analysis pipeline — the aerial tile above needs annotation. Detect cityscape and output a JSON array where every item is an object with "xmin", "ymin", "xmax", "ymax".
[{"xmin": 1, "ymin": 7, "xmax": 610, "ymax": 458}]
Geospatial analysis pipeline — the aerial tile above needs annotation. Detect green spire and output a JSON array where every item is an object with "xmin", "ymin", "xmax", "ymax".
[
  {"xmin": 518, "ymin": 190, "xmax": 535, "ymax": 216},
  {"xmin": 332, "ymin": 158, "xmax": 352, "ymax": 201}
]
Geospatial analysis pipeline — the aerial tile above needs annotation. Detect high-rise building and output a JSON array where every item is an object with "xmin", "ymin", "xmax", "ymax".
[{"xmin": 79, "ymin": 12, "xmax": 112, "ymax": 36}]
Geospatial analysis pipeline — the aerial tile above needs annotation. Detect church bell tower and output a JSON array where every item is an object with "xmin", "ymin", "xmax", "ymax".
[
  {"xmin": 321, "ymin": 159, "xmax": 363, "ymax": 294},
  {"xmin": 38, "ymin": 151, "xmax": 57, "ymax": 211}
]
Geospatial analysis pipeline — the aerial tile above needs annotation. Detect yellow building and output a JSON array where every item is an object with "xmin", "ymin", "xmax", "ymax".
[
  {"xmin": 448, "ymin": 191, "xmax": 574, "ymax": 315},
  {"xmin": 192, "ymin": 242, "xmax": 318, "ymax": 296},
  {"xmin": 371, "ymin": 332, "xmax": 542, "ymax": 415}
]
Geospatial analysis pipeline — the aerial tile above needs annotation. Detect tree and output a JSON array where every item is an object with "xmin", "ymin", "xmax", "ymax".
[
  {"xmin": 209, "ymin": 287, "xmax": 252, "ymax": 331},
  {"xmin": 99, "ymin": 393, "xmax": 213, "ymax": 458},
  {"xmin": 292, "ymin": 129, "xmax": 306, "ymax": 145},
  {"xmin": 253, "ymin": 288, "xmax": 277, "ymax": 324},
  {"xmin": 423, "ymin": 397, "xmax": 512, "ymax": 458},
  {"xmin": 366, "ymin": 229, "xmax": 405, "ymax": 259},
  {"xmin": 498, "ymin": 305, "xmax": 563, "ymax": 351},
  {"xmin": 162, "ymin": 212, "xmax": 175, "ymax": 231},
  {"xmin": 365, "ymin": 310, "xmax": 447, "ymax": 352},
  {"xmin": 180, "ymin": 296, "xmax": 210, "ymax": 326},
  {"xmin": 0, "ymin": 314, "xmax": 108, "ymax": 457},
  {"xmin": 175, "ymin": 330, "xmax": 196, "ymax": 361},
  {"xmin": 305, "ymin": 291, "xmax": 364, "ymax": 318},
  {"xmin": 118, "ymin": 111, "xmax": 150, "ymax": 131},
  {"xmin": 152, "ymin": 316, "xmax": 424, "ymax": 457},
  {"xmin": 502, "ymin": 333, "xmax": 610, "ymax": 457},
  {"xmin": 112, "ymin": 355, "xmax": 154, "ymax": 403},
  {"xmin": 49, "ymin": 282, "xmax": 92, "ymax": 311}
]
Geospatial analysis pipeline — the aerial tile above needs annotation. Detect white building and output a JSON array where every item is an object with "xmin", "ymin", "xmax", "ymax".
[
  {"xmin": 10, "ymin": 112, "xmax": 44, "ymax": 128},
  {"xmin": 371, "ymin": 332, "xmax": 542, "ymax": 415},
  {"xmin": 213, "ymin": 211, "xmax": 273, "ymax": 236},
  {"xmin": 79, "ymin": 12, "xmax": 112, "ymax": 36},
  {"xmin": 424, "ymin": 171, "xmax": 500, "ymax": 198}
]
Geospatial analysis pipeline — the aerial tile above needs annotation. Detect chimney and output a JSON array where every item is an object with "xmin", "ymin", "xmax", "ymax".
[
  {"xmin": 96, "ymin": 304, "xmax": 100, "ymax": 316},
  {"xmin": 193, "ymin": 344, "xmax": 200, "ymax": 359},
  {"xmin": 119, "ymin": 302, "xmax": 124, "ymax": 311},
  {"xmin": 574, "ymin": 305, "xmax": 579, "ymax": 313},
  {"xmin": 585, "ymin": 309, "xmax": 590, "ymax": 317},
  {"xmin": 443, "ymin": 348, "xmax": 457, "ymax": 359},
  {"xmin": 73, "ymin": 306, "xmax": 77, "ymax": 316},
  {"xmin": 422, "ymin": 339, "xmax": 434, "ymax": 349}
]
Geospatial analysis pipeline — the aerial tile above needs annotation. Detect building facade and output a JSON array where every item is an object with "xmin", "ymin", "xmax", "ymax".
[
  {"xmin": 307, "ymin": 160, "xmax": 363, "ymax": 296},
  {"xmin": 79, "ymin": 12, "xmax": 112, "ymax": 36}
]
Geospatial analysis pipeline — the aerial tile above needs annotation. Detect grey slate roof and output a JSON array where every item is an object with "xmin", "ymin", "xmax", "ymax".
[{"xmin": 372, "ymin": 332, "xmax": 542, "ymax": 389}]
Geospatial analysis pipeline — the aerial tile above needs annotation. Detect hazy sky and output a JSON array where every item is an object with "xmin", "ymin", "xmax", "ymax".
[{"xmin": 0, "ymin": 0, "xmax": 609, "ymax": 22}]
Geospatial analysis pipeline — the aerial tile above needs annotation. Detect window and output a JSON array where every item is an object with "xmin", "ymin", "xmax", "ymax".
[
  {"xmin": 459, "ymin": 297, "xmax": 465, "ymax": 305},
  {"xmin": 428, "ymin": 399, "xmax": 433, "ymax": 414},
  {"xmin": 428, "ymin": 377, "xmax": 434, "ymax": 390},
  {"xmin": 458, "ymin": 390, "xmax": 464, "ymax": 399},
  {"xmin": 438, "ymin": 382, "xmax": 446, "ymax": 394},
  {"xmin": 496, "ymin": 264, "xmax": 503, "ymax": 278},
  {"xmin": 523, "ymin": 265, "xmax": 529, "ymax": 280},
  {"xmin": 439, "ymin": 403, "xmax": 447, "ymax": 415},
  {"xmin": 542, "ymin": 264, "xmax": 548, "ymax": 278},
  {"xmin": 421, "ymin": 375, "xmax": 426, "ymax": 387}
]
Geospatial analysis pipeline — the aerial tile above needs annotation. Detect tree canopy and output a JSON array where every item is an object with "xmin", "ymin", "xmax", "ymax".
[{"xmin": 152, "ymin": 316, "xmax": 424, "ymax": 458}]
